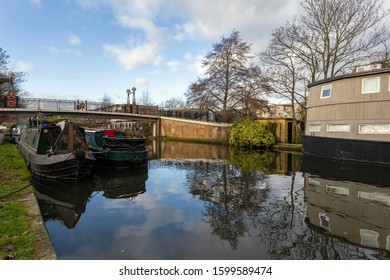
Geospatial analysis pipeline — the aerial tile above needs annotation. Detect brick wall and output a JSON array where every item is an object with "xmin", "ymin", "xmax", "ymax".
[{"xmin": 160, "ymin": 117, "xmax": 230, "ymax": 143}]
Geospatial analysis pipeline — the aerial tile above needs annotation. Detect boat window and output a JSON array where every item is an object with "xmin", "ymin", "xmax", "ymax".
[
  {"xmin": 326, "ymin": 185, "xmax": 350, "ymax": 196},
  {"xmin": 320, "ymin": 84, "xmax": 332, "ymax": 99},
  {"xmin": 359, "ymin": 124, "xmax": 390, "ymax": 134},
  {"xmin": 318, "ymin": 212, "xmax": 331, "ymax": 232},
  {"xmin": 308, "ymin": 124, "xmax": 321, "ymax": 132},
  {"xmin": 360, "ymin": 229, "xmax": 379, "ymax": 248},
  {"xmin": 387, "ymin": 236, "xmax": 390, "ymax": 251},
  {"xmin": 362, "ymin": 77, "xmax": 380, "ymax": 94},
  {"xmin": 326, "ymin": 124, "xmax": 350, "ymax": 132}
]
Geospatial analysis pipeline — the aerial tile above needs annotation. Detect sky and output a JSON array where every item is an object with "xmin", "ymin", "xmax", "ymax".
[{"xmin": 1, "ymin": 0, "xmax": 390, "ymax": 105}]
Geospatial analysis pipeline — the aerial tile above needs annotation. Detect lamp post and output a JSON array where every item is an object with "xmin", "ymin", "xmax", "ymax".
[
  {"xmin": 131, "ymin": 87, "xmax": 136, "ymax": 104},
  {"xmin": 9, "ymin": 72, "xmax": 15, "ymax": 91},
  {"xmin": 126, "ymin": 89, "xmax": 131, "ymax": 113}
]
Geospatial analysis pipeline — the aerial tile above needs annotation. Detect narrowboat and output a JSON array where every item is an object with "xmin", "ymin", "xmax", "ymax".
[
  {"xmin": 32, "ymin": 176, "xmax": 96, "ymax": 229},
  {"xmin": 93, "ymin": 165, "xmax": 148, "ymax": 199},
  {"xmin": 84, "ymin": 129, "xmax": 148, "ymax": 168},
  {"xmin": 18, "ymin": 120, "xmax": 95, "ymax": 180},
  {"xmin": 302, "ymin": 63, "xmax": 390, "ymax": 165}
]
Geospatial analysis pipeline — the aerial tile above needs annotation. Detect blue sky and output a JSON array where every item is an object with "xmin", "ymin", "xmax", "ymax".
[{"xmin": 1, "ymin": 0, "xmax": 389, "ymax": 105}]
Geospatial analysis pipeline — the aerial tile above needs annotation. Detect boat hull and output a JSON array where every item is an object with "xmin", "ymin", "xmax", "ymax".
[
  {"xmin": 302, "ymin": 135, "xmax": 390, "ymax": 165},
  {"xmin": 93, "ymin": 149, "xmax": 148, "ymax": 169},
  {"xmin": 18, "ymin": 140, "xmax": 95, "ymax": 180}
]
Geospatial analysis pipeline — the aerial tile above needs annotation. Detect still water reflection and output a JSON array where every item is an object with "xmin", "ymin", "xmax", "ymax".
[{"xmin": 32, "ymin": 141, "xmax": 390, "ymax": 260}]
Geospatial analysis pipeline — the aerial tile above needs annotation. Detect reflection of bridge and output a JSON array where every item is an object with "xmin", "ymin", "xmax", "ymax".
[{"xmin": 0, "ymin": 107, "xmax": 230, "ymax": 142}]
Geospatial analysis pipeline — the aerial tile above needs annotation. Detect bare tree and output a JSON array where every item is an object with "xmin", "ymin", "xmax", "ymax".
[
  {"xmin": 101, "ymin": 92, "xmax": 112, "ymax": 110},
  {"xmin": 164, "ymin": 96, "xmax": 186, "ymax": 110},
  {"xmin": 186, "ymin": 30, "xmax": 267, "ymax": 122},
  {"xmin": 0, "ymin": 47, "xmax": 27, "ymax": 97},
  {"xmin": 138, "ymin": 90, "xmax": 155, "ymax": 105},
  {"xmin": 260, "ymin": 0, "xmax": 389, "ymax": 142},
  {"xmin": 260, "ymin": 26, "xmax": 308, "ymax": 143},
  {"xmin": 297, "ymin": 0, "xmax": 389, "ymax": 80}
]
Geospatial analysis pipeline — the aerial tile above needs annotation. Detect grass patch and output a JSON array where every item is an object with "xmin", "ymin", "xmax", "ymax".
[{"xmin": 0, "ymin": 143, "xmax": 35, "ymax": 260}]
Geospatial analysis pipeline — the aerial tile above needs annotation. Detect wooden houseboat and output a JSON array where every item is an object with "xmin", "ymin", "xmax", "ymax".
[
  {"xmin": 303, "ymin": 64, "xmax": 390, "ymax": 164},
  {"xmin": 18, "ymin": 120, "xmax": 95, "ymax": 180}
]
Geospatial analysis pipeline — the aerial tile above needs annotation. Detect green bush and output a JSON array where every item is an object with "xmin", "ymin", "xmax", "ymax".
[{"xmin": 229, "ymin": 118, "xmax": 275, "ymax": 149}]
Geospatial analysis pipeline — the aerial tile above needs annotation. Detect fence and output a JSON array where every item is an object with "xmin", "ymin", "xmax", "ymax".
[{"xmin": 3, "ymin": 97, "xmax": 219, "ymax": 122}]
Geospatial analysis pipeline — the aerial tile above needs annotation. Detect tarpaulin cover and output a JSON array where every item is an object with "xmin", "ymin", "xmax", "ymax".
[{"xmin": 102, "ymin": 137, "xmax": 146, "ymax": 151}]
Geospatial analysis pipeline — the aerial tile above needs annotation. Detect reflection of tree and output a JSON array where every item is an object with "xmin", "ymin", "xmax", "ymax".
[
  {"xmin": 229, "ymin": 148, "xmax": 275, "ymax": 175},
  {"xmin": 187, "ymin": 151, "xmax": 273, "ymax": 249},
  {"xmin": 152, "ymin": 157, "xmax": 383, "ymax": 259}
]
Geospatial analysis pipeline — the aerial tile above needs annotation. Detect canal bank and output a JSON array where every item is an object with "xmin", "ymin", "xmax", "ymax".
[{"xmin": 0, "ymin": 138, "xmax": 56, "ymax": 260}]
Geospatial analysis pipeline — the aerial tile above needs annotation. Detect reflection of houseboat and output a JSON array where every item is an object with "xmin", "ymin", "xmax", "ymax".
[
  {"xmin": 303, "ymin": 156, "xmax": 390, "ymax": 256},
  {"xmin": 32, "ymin": 176, "xmax": 95, "ymax": 229},
  {"xmin": 18, "ymin": 120, "xmax": 95, "ymax": 180},
  {"xmin": 84, "ymin": 129, "xmax": 148, "ymax": 169},
  {"xmin": 303, "ymin": 64, "xmax": 390, "ymax": 164},
  {"xmin": 93, "ymin": 165, "xmax": 148, "ymax": 199}
]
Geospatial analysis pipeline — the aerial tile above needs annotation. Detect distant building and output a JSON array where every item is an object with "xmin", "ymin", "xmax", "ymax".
[{"xmin": 258, "ymin": 103, "xmax": 303, "ymax": 120}]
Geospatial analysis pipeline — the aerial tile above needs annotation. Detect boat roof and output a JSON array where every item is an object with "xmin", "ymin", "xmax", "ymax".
[{"xmin": 308, "ymin": 67, "xmax": 390, "ymax": 88}]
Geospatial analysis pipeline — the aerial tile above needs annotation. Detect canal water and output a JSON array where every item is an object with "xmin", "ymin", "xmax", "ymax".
[{"xmin": 31, "ymin": 141, "xmax": 390, "ymax": 260}]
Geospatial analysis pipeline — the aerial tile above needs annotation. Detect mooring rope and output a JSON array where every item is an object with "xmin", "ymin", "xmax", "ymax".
[{"xmin": 0, "ymin": 183, "xmax": 33, "ymax": 199}]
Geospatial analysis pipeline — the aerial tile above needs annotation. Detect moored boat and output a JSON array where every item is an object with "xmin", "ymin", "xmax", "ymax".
[
  {"xmin": 18, "ymin": 119, "xmax": 95, "ymax": 180},
  {"xmin": 85, "ymin": 129, "xmax": 148, "ymax": 169}
]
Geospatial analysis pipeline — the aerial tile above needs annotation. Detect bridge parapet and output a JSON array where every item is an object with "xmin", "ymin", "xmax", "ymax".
[{"xmin": 160, "ymin": 117, "xmax": 230, "ymax": 143}]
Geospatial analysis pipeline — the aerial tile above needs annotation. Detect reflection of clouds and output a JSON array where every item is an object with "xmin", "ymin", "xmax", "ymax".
[{"xmin": 268, "ymin": 173, "xmax": 304, "ymax": 196}]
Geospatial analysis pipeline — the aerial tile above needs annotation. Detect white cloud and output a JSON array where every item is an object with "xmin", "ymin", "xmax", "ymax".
[
  {"xmin": 103, "ymin": 41, "xmax": 158, "ymax": 70},
  {"xmin": 166, "ymin": 60, "xmax": 180, "ymax": 72},
  {"xmin": 64, "ymin": 49, "xmax": 83, "ymax": 58},
  {"xmin": 14, "ymin": 61, "xmax": 34, "ymax": 72},
  {"xmin": 153, "ymin": 55, "xmax": 163, "ymax": 67},
  {"xmin": 68, "ymin": 34, "xmax": 81, "ymax": 46},
  {"xmin": 29, "ymin": 0, "xmax": 43, "ymax": 8},
  {"xmin": 79, "ymin": 0, "xmax": 301, "ymax": 70},
  {"xmin": 135, "ymin": 77, "xmax": 150, "ymax": 87}
]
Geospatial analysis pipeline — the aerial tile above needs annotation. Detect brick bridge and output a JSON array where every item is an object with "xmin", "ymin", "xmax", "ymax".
[{"xmin": 0, "ymin": 108, "xmax": 231, "ymax": 143}]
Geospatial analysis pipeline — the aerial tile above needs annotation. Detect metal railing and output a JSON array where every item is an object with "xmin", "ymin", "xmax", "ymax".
[{"xmin": 3, "ymin": 97, "xmax": 219, "ymax": 122}]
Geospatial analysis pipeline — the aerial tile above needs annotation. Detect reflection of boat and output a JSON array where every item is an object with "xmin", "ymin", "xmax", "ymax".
[
  {"xmin": 303, "ymin": 154, "xmax": 390, "ymax": 188},
  {"xmin": 32, "ymin": 176, "xmax": 96, "ymax": 229},
  {"xmin": 303, "ymin": 156, "xmax": 390, "ymax": 256},
  {"xmin": 303, "ymin": 65, "xmax": 390, "ymax": 164},
  {"xmin": 93, "ymin": 165, "xmax": 148, "ymax": 199},
  {"xmin": 18, "ymin": 120, "xmax": 95, "ymax": 180},
  {"xmin": 85, "ymin": 129, "xmax": 148, "ymax": 169}
]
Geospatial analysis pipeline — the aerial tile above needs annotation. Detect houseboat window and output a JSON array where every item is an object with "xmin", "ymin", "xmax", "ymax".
[
  {"xmin": 326, "ymin": 124, "xmax": 350, "ymax": 132},
  {"xmin": 320, "ymin": 84, "xmax": 332, "ymax": 98},
  {"xmin": 360, "ymin": 229, "xmax": 379, "ymax": 248},
  {"xmin": 326, "ymin": 185, "xmax": 350, "ymax": 196},
  {"xmin": 308, "ymin": 124, "xmax": 321, "ymax": 132},
  {"xmin": 359, "ymin": 124, "xmax": 390, "ymax": 134},
  {"xmin": 362, "ymin": 77, "xmax": 380, "ymax": 94},
  {"xmin": 319, "ymin": 212, "xmax": 331, "ymax": 232},
  {"xmin": 358, "ymin": 191, "xmax": 390, "ymax": 205}
]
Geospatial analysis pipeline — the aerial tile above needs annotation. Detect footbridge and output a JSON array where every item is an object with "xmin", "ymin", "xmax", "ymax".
[{"xmin": 0, "ymin": 108, "xmax": 231, "ymax": 143}]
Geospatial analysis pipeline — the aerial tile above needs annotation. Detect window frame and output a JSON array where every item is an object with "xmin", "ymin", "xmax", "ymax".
[
  {"xmin": 308, "ymin": 124, "xmax": 321, "ymax": 132},
  {"xmin": 326, "ymin": 124, "xmax": 351, "ymax": 132},
  {"xmin": 320, "ymin": 84, "xmax": 332, "ymax": 99},
  {"xmin": 361, "ymin": 77, "xmax": 380, "ymax": 94},
  {"xmin": 358, "ymin": 124, "xmax": 390, "ymax": 134}
]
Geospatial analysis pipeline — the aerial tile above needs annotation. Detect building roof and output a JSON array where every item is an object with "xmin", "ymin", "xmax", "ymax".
[{"xmin": 307, "ymin": 67, "xmax": 390, "ymax": 88}]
